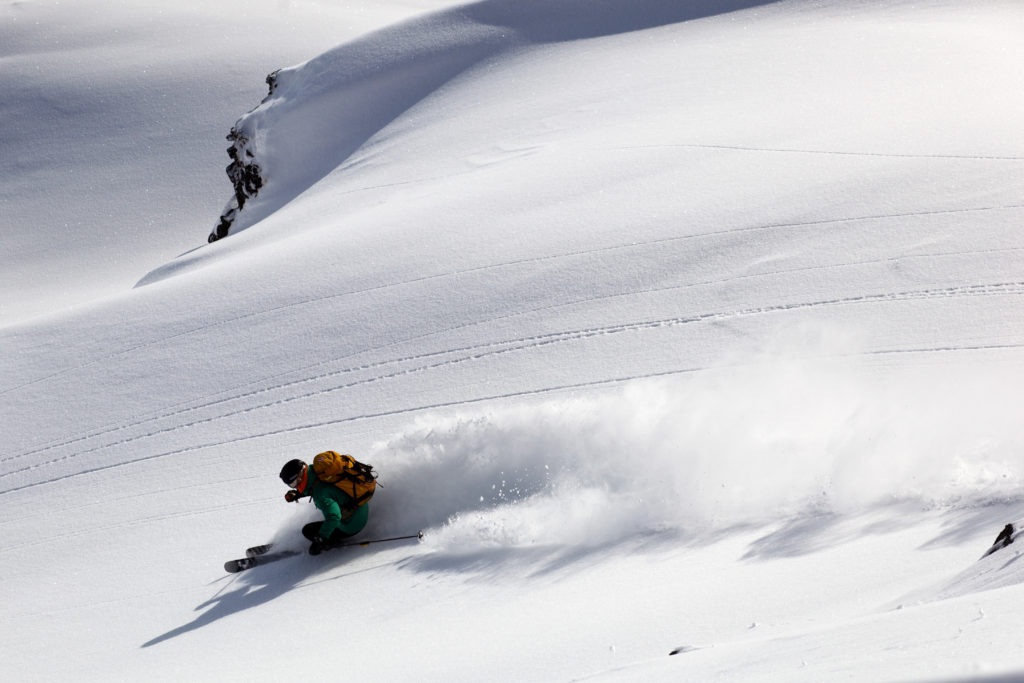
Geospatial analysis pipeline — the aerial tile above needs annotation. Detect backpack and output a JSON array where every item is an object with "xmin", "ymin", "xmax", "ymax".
[{"xmin": 311, "ymin": 451, "xmax": 377, "ymax": 509}]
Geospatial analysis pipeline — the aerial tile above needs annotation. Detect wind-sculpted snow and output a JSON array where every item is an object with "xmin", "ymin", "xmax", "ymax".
[{"xmin": 208, "ymin": 0, "xmax": 779, "ymax": 241}]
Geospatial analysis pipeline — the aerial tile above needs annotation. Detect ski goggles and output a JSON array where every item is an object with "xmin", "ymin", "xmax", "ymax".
[{"xmin": 288, "ymin": 465, "xmax": 308, "ymax": 491}]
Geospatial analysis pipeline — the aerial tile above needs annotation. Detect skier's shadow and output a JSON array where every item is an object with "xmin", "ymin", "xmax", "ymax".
[
  {"xmin": 141, "ymin": 555, "xmax": 311, "ymax": 648},
  {"xmin": 141, "ymin": 544, "xmax": 397, "ymax": 648}
]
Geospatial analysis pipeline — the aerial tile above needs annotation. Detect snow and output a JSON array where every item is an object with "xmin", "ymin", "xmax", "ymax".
[{"xmin": 2, "ymin": 0, "xmax": 1024, "ymax": 680}]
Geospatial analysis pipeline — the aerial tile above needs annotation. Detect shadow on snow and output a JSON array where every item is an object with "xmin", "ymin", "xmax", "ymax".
[{"xmin": 140, "ymin": 540, "xmax": 411, "ymax": 649}]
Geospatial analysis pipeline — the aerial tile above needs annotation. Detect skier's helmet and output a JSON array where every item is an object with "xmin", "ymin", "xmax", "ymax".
[{"xmin": 280, "ymin": 459, "xmax": 307, "ymax": 487}]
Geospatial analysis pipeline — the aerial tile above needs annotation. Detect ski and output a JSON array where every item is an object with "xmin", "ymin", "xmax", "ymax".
[
  {"xmin": 246, "ymin": 544, "xmax": 273, "ymax": 558},
  {"xmin": 224, "ymin": 549, "xmax": 301, "ymax": 573},
  {"xmin": 225, "ymin": 532, "xmax": 423, "ymax": 573}
]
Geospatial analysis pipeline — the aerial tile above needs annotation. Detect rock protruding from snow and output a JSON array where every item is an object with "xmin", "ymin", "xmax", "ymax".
[
  {"xmin": 980, "ymin": 523, "xmax": 1018, "ymax": 560},
  {"xmin": 201, "ymin": 0, "xmax": 782, "ymax": 243},
  {"xmin": 896, "ymin": 521, "xmax": 1024, "ymax": 607},
  {"xmin": 209, "ymin": 72, "xmax": 280, "ymax": 243}
]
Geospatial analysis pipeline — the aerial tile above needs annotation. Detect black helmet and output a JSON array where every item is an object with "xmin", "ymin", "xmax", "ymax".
[{"xmin": 280, "ymin": 459, "xmax": 306, "ymax": 487}]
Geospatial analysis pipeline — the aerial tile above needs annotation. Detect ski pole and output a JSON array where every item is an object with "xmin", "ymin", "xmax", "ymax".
[{"xmin": 336, "ymin": 531, "xmax": 423, "ymax": 548}]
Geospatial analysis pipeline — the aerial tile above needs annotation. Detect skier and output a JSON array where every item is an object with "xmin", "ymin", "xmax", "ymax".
[{"xmin": 279, "ymin": 458, "xmax": 370, "ymax": 555}]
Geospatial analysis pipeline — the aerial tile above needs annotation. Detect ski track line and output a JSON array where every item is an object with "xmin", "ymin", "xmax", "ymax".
[
  {"xmin": 7, "ymin": 276, "xmax": 1024, "ymax": 469},
  {"xmin": 3, "ymin": 340, "xmax": 1022, "ymax": 499},
  {"xmin": 863, "ymin": 343, "xmax": 1024, "ymax": 357},
  {"xmin": 0, "ymin": 365, "xmax": 718, "ymax": 498},
  {"xmin": 3, "ymin": 281, "xmax": 1023, "ymax": 490},
  {"xmin": 7, "ymin": 280, "xmax": 1024, "ymax": 471},
  {"xmin": 612, "ymin": 142, "xmax": 1024, "ymax": 162},
  {"xmin": 0, "ymin": 233, "xmax": 939, "ymax": 459},
  {"xmin": 2, "ymin": 323, "xmax": 606, "ymax": 466},
  {"xmin": 4, "ymin": 214, "xmax": 1019, "ymax": 466},
  {"xmin": 11, "ymin": 239, "xmax": 1024, "ymax": 469},
  {"xmin": 2, "ymin": 201, "xmax": 1020, "ymax": 397}
]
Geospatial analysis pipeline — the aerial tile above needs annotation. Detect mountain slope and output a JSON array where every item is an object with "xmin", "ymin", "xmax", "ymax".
[
  {"xmin": 2, "ymin": 1, "xmax": 1024, "ymax": 681},
  {"xmin": 0, "ymin": 0, "xmax": 466, "ymax": 325}
]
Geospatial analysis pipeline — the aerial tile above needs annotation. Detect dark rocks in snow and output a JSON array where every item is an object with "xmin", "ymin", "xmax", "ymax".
[
  {"xmin": 980, "ymin": 523, "xmax": 1016, "ymax": 560},
  {"xmin": 265, "ymin": 69, "xmax": 281, "ymax": 97},
  {"xmin": 208, "ymin": 127, "xmax": 263, "ymax": 243},
  {"xmin": 208, "ymin": 71, "xmax": 280, "ymax": 243},
  {"xmin": 225, "ymin": 131, "xmax": 262, "ymax": 206},
  {"xmin": 991, "ymin": 523, "xmax": 1015, "ymax": 549}
]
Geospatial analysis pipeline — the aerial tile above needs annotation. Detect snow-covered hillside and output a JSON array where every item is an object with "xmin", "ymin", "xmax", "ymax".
[
  {"xmin": 0, "ymin": 0, "xmax": 467, "ymax": 325},
  {"xmin": 3, "ymin": 1, "xmax": 1024, "ymax": 681}
]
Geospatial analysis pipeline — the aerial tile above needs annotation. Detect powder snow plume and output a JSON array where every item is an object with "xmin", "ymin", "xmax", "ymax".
[{"xmin": 368, "ymin": 331, "xmax": 1024, "ymax": 550}]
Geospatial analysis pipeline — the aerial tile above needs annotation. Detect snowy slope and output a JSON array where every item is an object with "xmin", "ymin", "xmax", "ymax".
[
  {"xmin": 0, "ymin": 0, "xmax": 466, "ymax": 326},
  {"xmin": 2, "ymin": 0, "xmax": 1024, "ymax": 681}
]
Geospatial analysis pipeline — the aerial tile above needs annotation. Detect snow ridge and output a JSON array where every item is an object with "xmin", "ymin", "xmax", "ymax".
[{"xmin": 204, "ymin": 0, "xmax": 778, "ymax": 241}]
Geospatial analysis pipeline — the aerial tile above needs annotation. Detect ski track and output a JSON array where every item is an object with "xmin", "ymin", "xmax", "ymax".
[
  {"xmin": 4, "ymin": 203, "xmax": 1022, "ymax": 477},
  {"xmin": 7, "ymin": 280, "xmax": 1024, "ymax": 467},
  {"xmin": 1, "ymin": 341, "xmax": 1019, "ymax": 499},
  {"xmin": 613, "ymin": 142, "xmax": 1024, "ymax": 162},
  {"xmin": 8, "ymin": 239, "xmax": 1024, "ymax": 473},
  {"xmin": 1, "ymin": 201, "xmax": 1020, "ymax": 396},
  {"xmin": 2, "ymin": 280, "xmax": 1023, "ymax": 495}
]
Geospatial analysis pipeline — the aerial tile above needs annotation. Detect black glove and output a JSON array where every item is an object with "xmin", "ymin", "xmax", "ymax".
[
  {"xmin": 309, "ymin": 536, "xmax": 326, "ymax": 556},
  {"xmin": 285, "ymin": 489, "xmax": 300, "ymax": 503}
]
